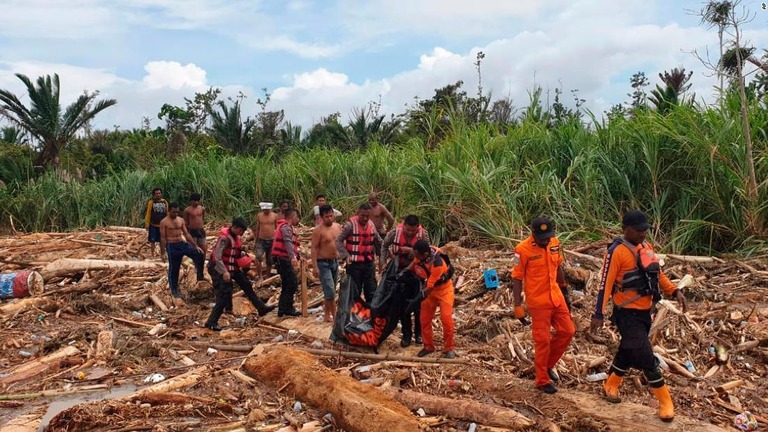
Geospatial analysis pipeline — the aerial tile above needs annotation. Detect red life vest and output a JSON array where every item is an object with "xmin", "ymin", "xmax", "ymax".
[
  {"xmin": 391, "ymin": 223, "xmax": 424, "ymax": 266},
  {"xmin": 345, "ymin": 216, "xmax": 375, "ymax": 263},
  {"xmin": 210, "ymin": 227, "xmax": 244, "ymax": 272},
  {"xmin": 272, "ymin": 219, "xmax": 296, "ymax": 259}
]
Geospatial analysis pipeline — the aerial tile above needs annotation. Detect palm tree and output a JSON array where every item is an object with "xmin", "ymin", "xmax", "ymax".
[
  {"xmin": 208, "ymin": 99, "xmax": 255, "ymax": 155},
  {"xmin": 1, "ymin": 126, "xmax": 27, "ymax": 145},
  {"xmin": 0, "ymin": 73, "xmax": 117, "ymax": 167},
  {"xmin": 649, "ymin": 68, "xmax": 694, "ymax": 114}
]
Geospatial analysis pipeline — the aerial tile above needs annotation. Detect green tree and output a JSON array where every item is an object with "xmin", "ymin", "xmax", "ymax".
[
  {"xmin": 208, "ymin": 99, "xmax": 255, "ymax": 155},
  {"xmin": 1, "ymin": 126, "xmax": 27, "ymax": 145},
  {"xmin": 648, "ymin": 68, "xmax": 694, "ymax": 114},
  {"xmin": 0, "ymin": 73, "xmax": 116, "ymax": 168}
]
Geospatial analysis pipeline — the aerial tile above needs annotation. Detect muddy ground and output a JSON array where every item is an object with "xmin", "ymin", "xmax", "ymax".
[{"xmin": 0, "ymin": 227, "xmax": 766, "ymax": 431}]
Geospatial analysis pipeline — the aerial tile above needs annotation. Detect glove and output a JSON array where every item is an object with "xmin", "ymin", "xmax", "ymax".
[
  {"xmin": 514, "ymin": 305, "xmax": 526, "ymax": 320},
  {"xmin": 405, "ymin": 290, "xmax": 426, "ymax": 314}
]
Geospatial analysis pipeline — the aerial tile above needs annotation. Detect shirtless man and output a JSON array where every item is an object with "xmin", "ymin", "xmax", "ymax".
[
  {"xmin": 253, "ymin": 202, "xmax": 279, "ymax": 278},
  {"xmin": 368, "ymin": 192, "xmax": 394, "ymax": 270},
  {"xmin": 160, "ymin": 203, "xmax": 205, "ymax": 303},
  {"xmin": 183, "ymin": 193, "xmax": 206, "ymax": 256},
  {"xmin": 313, "ymin": 194, "xmax": 342, "ymax": 226},
  {"xmin": 311, "ymin": 205, "xmax": 343, "ymax": 322}
]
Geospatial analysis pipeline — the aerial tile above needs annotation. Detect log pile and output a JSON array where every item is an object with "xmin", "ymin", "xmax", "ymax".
[{"xmin": 0, "ymin": 227, "xmax": 765, "ymax": 431}]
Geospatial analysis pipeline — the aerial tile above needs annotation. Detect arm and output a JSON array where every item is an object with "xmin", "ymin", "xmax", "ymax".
[
  {"xmin": 372, "ymin": 225, "xmax": 383, "ymax": 254},
  {"xmin": 380, "ymin": 231, "xmax": 395, "ymax": 266},
  {"xmin": 181, "ymin": 221, "xmax": 197, "ymax": 247},
  {"xmin": 282, "ymin": 224, "xmax": 297, "ymax": 261},
  {"xmin": 212, "ymin": 236, "xmax": 229, "ymax": 276},
  {"xmin": 335, "ymin": 223, "xmax": 352, "ymax": 260},
  {"xmin": 183, "ymin": 208, "xmax": 191, "ymax": 229},
  {"xmin": 591, "ymin": 247, "xmax": 620, "ymax": 331},
  {"xmin": 382, "ymin": 206, "xmax": 395, "ymax": 231},
  {"xmin": 145, "ymin": 200, "xmax": 152, "ymax": 228},
  {"xmin": 660, "ymin": 267, "xmax": 687, "ymax": 312},
  {"xmin": 311, "ymin": 229, "xmax": 321, "ymax": 272},
  {"xmin": 425, "ymin": 261, "xmax": 447, "ymax": 290},
  {"xmin": 159, "ymin": 220, "xmax": 167, "ymax": 251},
  {"xmin": 510, "ymin": 247, "xmax": 527, "ymax": 306}
]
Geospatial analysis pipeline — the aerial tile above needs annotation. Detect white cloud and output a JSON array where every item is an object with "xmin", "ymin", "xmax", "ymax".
[
  {"xmin": 141, "ymin": 61, "xmax": 208, "ymax": 90},
  {"xmin": 250, "ymin": 37, "xmax": 344, "ymax": 59}
]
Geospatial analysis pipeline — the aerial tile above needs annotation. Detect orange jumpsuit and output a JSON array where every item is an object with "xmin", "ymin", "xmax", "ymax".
[
  {"xmin": 512, "ymin": 236, "xmax": 575, "ymax": 387},
  {"xmin": 416, "ymin": 248, "xmax": 454, "ymax": 353}
]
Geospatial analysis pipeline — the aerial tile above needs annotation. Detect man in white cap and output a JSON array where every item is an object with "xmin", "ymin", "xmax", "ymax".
[{"xmin": 252, "ymin": 202, "xmax": 279, "ymax": 278}]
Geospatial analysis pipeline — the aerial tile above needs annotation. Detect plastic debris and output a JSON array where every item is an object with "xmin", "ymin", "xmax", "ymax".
[
  {"xmin": 585, "ymin": 372, "xmax": 608, "ymax": 382},
  {"xmin": 293, "ymin": 401, "xmax": 303, "ymax": 412},
  {"xmin": 468, "ymin": 423, "xmax": 477, "ymax": 432},
  {"xmin": 684, "ymin": 360, "xmax": 696, "ymax": 373},
  {"xmin": 310, "ymin": 340, "xmax": 324, "ymax": 349},
  {"xmin": 207, "ymin": 347, "xmax": 218, "ymax": 355},
  {"xmin": 272, "ymin": 335, "xmax": 284, "ymax": 342},
  {"xmin": 287, "ymin": 329, "xmax": 299, "ymax": 336},
  {"xmin": 416, "ymin": 408, "xmax": 426, "ymax": 417},
  {"xmin": 18, "ymin": 350, "xmax": 32, "ymax": 358},
  {"xmin": 734, "ymin": 411, "xmax": 759, "ymax": 431},
  {"xmin": 654, "ymin": 353, "xmax": 669, "ymax": 370},
  {"xmin": 143, "ymin": 373, "xmax": 165, "ymax": 383}
]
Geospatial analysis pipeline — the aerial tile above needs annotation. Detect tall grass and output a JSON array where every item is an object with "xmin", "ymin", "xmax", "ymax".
[{"xmin": 0, "ymin": 105, "xmax": 766, "ymax": 255}]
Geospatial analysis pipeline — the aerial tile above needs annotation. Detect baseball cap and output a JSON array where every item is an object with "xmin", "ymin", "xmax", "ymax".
[
  {"xmin": 622, "ymin": 210, "xmax": 651, "ymax": 231},
  {"xmin": 531, "ymin": 216, "xmax": 555, "ymax": 239},
  {"xmin": 259, "ymin": 202, "xmax": 273, "ymax": 210}
]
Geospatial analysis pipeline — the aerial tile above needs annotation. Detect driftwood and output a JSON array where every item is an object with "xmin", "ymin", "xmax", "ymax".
[
  {"xmin": 0, "ymin": 297, "xmax": 50, "ymax": 316},
  {"xmin": 127, "ymin": 366, "xmax": 208, "ymax": 399},
  {"xmin": 0, "ymin": 405, "xmax": 47, "ymax": 432},
  {"xmin": 0, "ymin": 345, "xmax": 81, "ymax": 384},
  {"xmin": 41, "ymin": 258, "xmax": 164, "ymax": 280},
  {"xmin": 380, "ymin": 387, "xmax": 533, "ymax": 430},
  {"xmin": 149, "ymin": 293, "xmax": 169, "ymax": 311},
  {"xmin": 104, "ymin": 226, "xmax": 146, "ymax": 233},
  {"xmin": 301, "ymin": 348, "xmax": 469, "ymax": 364},
  {"xmin": 243, "ymin": 347, "xmax": 426, "ymax": 432},
  {"xmin": 95, "ymin": 330, "xmax": 114, "ymax": 361}
]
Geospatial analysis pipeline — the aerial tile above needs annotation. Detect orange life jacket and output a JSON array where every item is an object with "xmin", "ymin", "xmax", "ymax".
[
  {"xmin": 271, "ymin": 220, "xmax": 296, "ymax": 259},
  {"xmin": 210, "ymin": 227, "xmax": 244, "ymax": 272},
  {"xmin": 345, "ymin": 216, "xmax": 375, "ymax": 263}
]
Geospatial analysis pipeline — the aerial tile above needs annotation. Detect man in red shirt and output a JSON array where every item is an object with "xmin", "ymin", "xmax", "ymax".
[{"xmin": 511, "ymin": 216, "xmax": 575, "ymax": 394}]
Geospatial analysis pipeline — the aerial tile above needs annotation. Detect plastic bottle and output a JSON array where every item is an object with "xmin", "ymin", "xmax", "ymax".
[
  {"xmin": 584, "ymin": 372, "xmax": 608, "ymax": 382},
  {"xmin": 684, "ymin": 360, "xmax": 696, "ymax": 373}
]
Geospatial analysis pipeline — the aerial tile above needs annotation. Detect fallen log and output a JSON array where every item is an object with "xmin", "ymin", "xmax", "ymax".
[
  {"xmin": 104, "ymin": 226, "xmax": 146, "ymax": 233},
  {"xmin": 301, "ymin": 347, "xmax": 469, "ymax": 364},
  {"xmin": 149, "ymin": 293, "xmax": 169, "ymax": 311},
  {"xmin": 0, "ymin": 297, "xmax": 51, "ymax": 316},
  {"xmin": 243, "ymin": 346, "xmax": 426, "ymax": 432},
  {"xmin": 41, "ymin": 258, "xmax": 164, "ymax": 280},
  {"xmin": 0, "ymin": 345, "xmax": 81, "ymax": 384},
  {"xmin": 127, "ymin": 366, "xmax": 208, "ymax": 399},
  {"xmin": 380, "ymin": 386, "xmax": 533, "ymax": 430},
  {"xmin": 0, "ymin": 405, "xmax": 47, "ymax": 432}
]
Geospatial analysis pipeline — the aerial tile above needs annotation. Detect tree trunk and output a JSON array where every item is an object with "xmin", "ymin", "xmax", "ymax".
[{"xmin": 243, "ymin": 346, "xmax": 426, "ymax": 432}]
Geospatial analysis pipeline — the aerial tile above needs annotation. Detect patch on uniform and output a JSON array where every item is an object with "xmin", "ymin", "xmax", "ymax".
[
  {"xmin": 549, "ymin": 246, "xmax": 560, "ymax": 253},
  {"xmin": 540, "ymin": 223, "xmax": 548, "ymax": 231},
  {"xmin": 529, "ymin": 254, "xmax": 543, "ymax": 261},
  {"xmin": 512, "ymin": 252, "xmax": 521, "ymax": 266}
]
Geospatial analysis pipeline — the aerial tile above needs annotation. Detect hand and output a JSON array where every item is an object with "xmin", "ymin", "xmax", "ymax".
[
  {"xmin": 196, "ymin": 246, "xmax": 204, "ymax": 255},
  {"xmin": 514, "ymin": 305, "xmax": 526, "ymax": 320},
  {"xmin": 223, "ymin": 272, "xmax": 231, "ymax": 282},
  {"xmin": 346, "ymin": 256, "xmax": 352, "ymax": 265},
  {"xmin": 676, "ymin": 290, "xmax": 688, "ymax": 313},
  {"xmin": 291, "ymin": 258, "xmax": 299, "ymax": 269},
  {"xmin": 400, "ymin": 246, "xmax": 413, "ymax": 255},
  {"xmin": 590, "ymin": 317, "xmax": 604, "ymax": 333}
]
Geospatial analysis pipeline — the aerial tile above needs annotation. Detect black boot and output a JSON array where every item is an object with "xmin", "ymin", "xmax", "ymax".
[{"xmin": 257, "ymin": 305, "xmax": 276, "ymax": 316}]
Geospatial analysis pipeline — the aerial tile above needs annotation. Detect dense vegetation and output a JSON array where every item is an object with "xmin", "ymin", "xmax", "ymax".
[{"xmin": 1, "ymin": 2, "xmax": 767, "ymax": 255}]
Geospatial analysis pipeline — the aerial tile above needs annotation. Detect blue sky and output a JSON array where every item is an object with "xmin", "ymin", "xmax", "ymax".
[{"xmin": 1, "ymin": 0, "xmax": 767, "ymax": 130}]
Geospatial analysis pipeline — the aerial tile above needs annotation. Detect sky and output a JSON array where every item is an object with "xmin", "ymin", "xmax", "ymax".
[{"xmin": 1, "ymin": 0, "xmax": 768, "ymax": 131}]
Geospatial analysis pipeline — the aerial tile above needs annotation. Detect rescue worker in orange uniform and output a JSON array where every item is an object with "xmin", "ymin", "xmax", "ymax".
[
  {"xmin": 511, "ymin": 216, "xmax": 575, "ymax": 394},
  {"xmin": 407, "ymin": 240, "xmax": 457, "ymax": 359},
  {"xmin": 590, "ymin": 210, "xmax": 687, "ymax": 422}
]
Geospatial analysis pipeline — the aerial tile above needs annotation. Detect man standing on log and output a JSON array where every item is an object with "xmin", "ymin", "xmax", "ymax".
[
  {"xmin": 145, "ymin": 187, "xmax": 168, "ymax": 259},
  {"xmin": 381, "ymin": 215, "xmax": 430, "ymax": 347},
  {"xmin": 590, "ymin": 210, "xmax": 688, "ymax": 422},
  {"xmin": 408, "ymin": 240, "xmax": 456, "ymax": 358},
  {"xmin": 272, "ymin": 208, "xmax": 302, "ymax": 317},
  {"xmin": 183, "ymin": 193, "xmax": 206, "ymax": 256},
  {"xmin": 511, "ymin": 216, "xmax": 575, "ymax": 394},
  {"xmin": 336, "ymin": 203, "xmax": 382, "ymax": 302},
  {"xmin": 204, "ymin": 218, "xmax": 275, "ymax": 331},
  {"xmin": 311, "ymin": 205, "xmax": 342, "ymax": 322},
  {"xmin": 252, "ymin": 202, "xmax": 278, "ymax": 279},
  {"xmin": 160, "ymin": 203, "xmax": 205, "ymax": 304}
]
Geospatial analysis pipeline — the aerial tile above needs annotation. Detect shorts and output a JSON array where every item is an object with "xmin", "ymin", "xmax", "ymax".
[
  {"xmin": 189, "ymin": 228, "xmax": 206, "ymax": 246},
  {"xmin": 317, "ymin": 259, "xmax": 339, "ymax": 300},
  {"xmin": 148, "ymin": 226, "xmax": 161, "ymax": 243},
  {"xmin": 255, "ymin": 238, "xmax": 273, "ymax": 260}
]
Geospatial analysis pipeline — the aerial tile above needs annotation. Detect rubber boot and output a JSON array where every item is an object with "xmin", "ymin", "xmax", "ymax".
[
  {"xmin": 603, "ymin": 373, "xmax": 623, "ymax": 403},
  {"xmin": 650, "ymin": 385, "xmax": 675, "ymax": 422}
]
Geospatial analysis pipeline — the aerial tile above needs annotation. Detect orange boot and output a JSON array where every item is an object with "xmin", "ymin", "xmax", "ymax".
[
  {"xmin": 603, "ymin": 373, "xmax": 623, "ymax": 403},
  {"xmin": 650, "ymin": 385, "xmax": 675, "ymax": 422}
]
